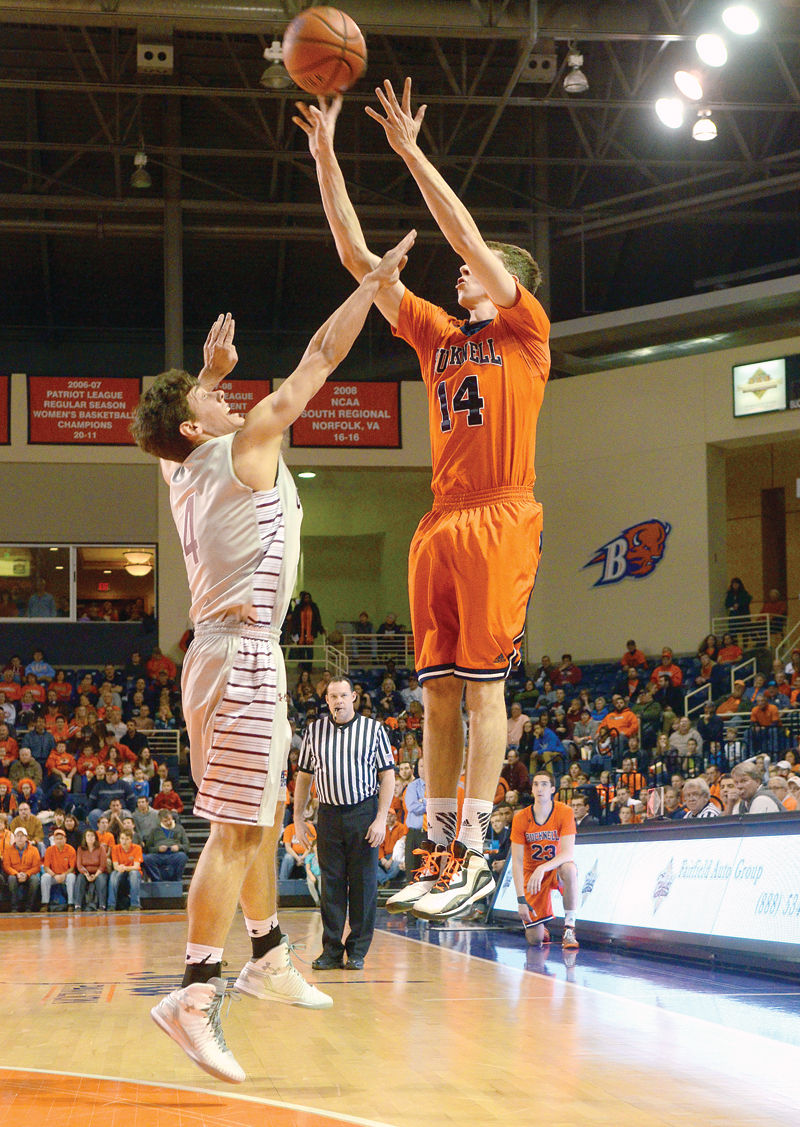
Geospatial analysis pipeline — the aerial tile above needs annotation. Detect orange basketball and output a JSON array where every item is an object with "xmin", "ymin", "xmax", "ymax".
[{"xmin": 282, "ymin": 6, "xmax": 366, "ymax": 96}]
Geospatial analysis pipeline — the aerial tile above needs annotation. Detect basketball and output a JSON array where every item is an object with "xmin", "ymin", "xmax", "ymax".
[{"xmin": 282, "ymin": 6, "xmax": 366, "ymax": 96}]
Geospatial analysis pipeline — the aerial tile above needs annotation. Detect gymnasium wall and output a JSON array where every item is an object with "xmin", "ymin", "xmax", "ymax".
[
  {"xmin": 4, "ymin": 326, "xmax": 800, "ymax": 664},
  {"xmin": 529, "ymin": 334, "xmax": 800, "ymax": 661}
]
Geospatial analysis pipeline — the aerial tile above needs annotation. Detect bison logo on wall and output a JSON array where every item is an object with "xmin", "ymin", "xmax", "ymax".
[{"xmin": 585, "ymin": 519, "xmax": 671, "ymax": 587}]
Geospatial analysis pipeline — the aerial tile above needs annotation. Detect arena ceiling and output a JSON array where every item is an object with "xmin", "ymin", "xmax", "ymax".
[{"xmin": 1, "ymin": 1, "xmax": 799, "ymax": 378}]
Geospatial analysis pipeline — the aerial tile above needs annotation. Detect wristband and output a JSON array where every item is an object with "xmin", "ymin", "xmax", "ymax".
[{"xmin": 517, "ymin": 896, "xmax": 527, "ymax": 905}]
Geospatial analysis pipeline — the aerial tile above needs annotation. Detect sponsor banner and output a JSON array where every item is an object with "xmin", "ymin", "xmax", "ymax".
[
  {"xmin": 218, "ymin": 378, "xmax": 271, "ymax": 417},
  {"xmin": 28, "ymin": 376, "xmax": 141, "ymax": 445},
  {"xmin": 493, "ymin": 832, "xmax": 800, "ymax": 945},
  {"xmin": 0, "ymin": 376, "xmax": 9, "ymax": 444},
  {"xmin": 291, "ymin": 381, "xmax": 400, "ymax": 448}
]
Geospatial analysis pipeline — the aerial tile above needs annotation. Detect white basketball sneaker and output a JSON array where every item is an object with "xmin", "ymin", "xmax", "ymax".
[
  {"xmin": 150, "ymin": 977, "xmax": 245, "ymax": 1084},
  {"xmin": 235, "ymin": 938, "xmax": 332, "ymax": 1009},
  {"xmin": 385, "ymin": 840, "xmax": 449, "ymax": 914},
  {"xmin": 411, "ymin": 841, "xmax": 495, "ymax": 921}
]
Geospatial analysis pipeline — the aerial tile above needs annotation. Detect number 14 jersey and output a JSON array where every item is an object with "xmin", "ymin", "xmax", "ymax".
[{"xmin": 392, "ymin": 284, "xmax": 550, "ymax": 499}]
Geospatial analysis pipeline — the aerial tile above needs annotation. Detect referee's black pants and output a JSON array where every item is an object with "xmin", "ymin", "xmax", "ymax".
[{"xmin": 317, "ymin": 795, "xmax": 379, "ymax": 962}]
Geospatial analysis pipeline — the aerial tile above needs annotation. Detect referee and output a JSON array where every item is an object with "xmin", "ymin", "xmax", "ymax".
[{"xmin": 293, "ymin": 677, "xmax": 395, "ymax": 970}]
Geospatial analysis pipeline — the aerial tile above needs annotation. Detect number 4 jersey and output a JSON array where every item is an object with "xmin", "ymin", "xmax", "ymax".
[
  {"xmin": 392, "ymin": 283, "xmax": 550, "ymax": 498},
  {"xmin": 166, "ymin": 432, "xmax": 302, "ymax": 628}
]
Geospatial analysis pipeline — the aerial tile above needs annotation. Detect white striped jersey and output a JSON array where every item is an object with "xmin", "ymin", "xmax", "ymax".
[{"xmin": 298, "ymin": 715, "xmax": 394, "ymax": 806}]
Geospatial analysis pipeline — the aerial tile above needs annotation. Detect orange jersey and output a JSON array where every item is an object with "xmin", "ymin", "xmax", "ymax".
[
  {"xmin": 510, "ymin": 800, "xmax": 576, "ymax": 886},
  {"xmin": 393, "ymin": 285, "xmax": 550, "ymax": 498}
]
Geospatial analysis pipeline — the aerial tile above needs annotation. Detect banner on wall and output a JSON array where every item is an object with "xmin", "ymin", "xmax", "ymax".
[
  {"xmin": 0, "ymin": 376, "xmax": 9, "ymax": 444},
  {"xmin": 492, "ymin": 830, "xmax": 800, "ymax": 946},
  {"xmin": 584, "ymin": 519, "xmax": 671, "ymax": 587},
  {"xmin": 27, "ymin": 376, "xmax": 142, "ymax": 445},
  {"xmin": 291, "ymin": 381, "xmax": 401, "ymax": 448},
  {"xmin": 217, "ymin": 378, "xmax": 271, "ymax": 417}
]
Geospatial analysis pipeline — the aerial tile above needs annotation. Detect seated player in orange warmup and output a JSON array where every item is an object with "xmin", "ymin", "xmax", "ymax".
[{"xmin": 511, "ymin": 770, "xmax": 579, "ymax": 950}]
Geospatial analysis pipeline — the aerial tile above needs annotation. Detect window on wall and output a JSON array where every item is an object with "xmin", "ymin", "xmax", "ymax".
[{"xmin": 0, "ymin": 544, "xmax": 156, "ymax": 621}]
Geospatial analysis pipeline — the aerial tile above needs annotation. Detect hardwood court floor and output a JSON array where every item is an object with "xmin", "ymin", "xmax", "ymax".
[{"xmin": 0, "ymin": 908, "xmax": 797, "ymax": 1127}]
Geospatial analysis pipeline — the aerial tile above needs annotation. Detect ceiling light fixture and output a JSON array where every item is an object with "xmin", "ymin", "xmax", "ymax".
[
  {"xmin": 563, "ymin": 44, "xmax": 589, "ymax": 94},
  {"xmin": 692, "ymin": 109, "xmax": 718, "ymax": 142},
  {"xmin": 674, "ymin": 70, "xmax": 704, "ymax": 101},
  {"xmin": 297, "ymin": 471, "xmax": 316, "ymax": 479},
  {"xmin": 655, "ymin": 98, "xmax": 685, "ymax": 129},
  {"xmin": 722, "ymin": 5, "xmax": 760, "ymax": 35},
  {"xmin": 125, "ymin": 564, "xmax": 152, "ymax": 577},
  {"xmin": 130, "ymin": 141, "xmax": 152, "ymax": 189},
  {"xmin": 260, "ymin": 39, "xmax": 293, "ymax": 90},
  {"xmin": 124, "ymin": 550, "xmax": 153, "ymax": 576},
  {"xmin": 696, "ymin": 33, "xmax": 728, "ymax": 67}
]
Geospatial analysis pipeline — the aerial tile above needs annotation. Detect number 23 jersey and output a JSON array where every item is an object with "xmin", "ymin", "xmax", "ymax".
[
  {"xmin": 392, "ymin": 283, "xmax": 550, "ymax": 499},
  {"xmin": 511, "ymin": 800, "xmax": 576, "ymax": 883}
]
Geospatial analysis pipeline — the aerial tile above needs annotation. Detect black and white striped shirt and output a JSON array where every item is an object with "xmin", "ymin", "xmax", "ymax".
[{"xmin": 298, "ymin": 714, "xmax": 394, "ymax": 806}]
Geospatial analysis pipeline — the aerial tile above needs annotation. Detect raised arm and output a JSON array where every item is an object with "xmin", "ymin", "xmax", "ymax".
[
  {"xmin": 293, "ymin": 97, "xmax": 406, "ymax": 328},
  {"xmin": 367, "ymin": 78, "xmax": 517, "ymax": 310},
  {"xmin": 233, "ymin": 229, "xmax": 415, "ymax": 468}
]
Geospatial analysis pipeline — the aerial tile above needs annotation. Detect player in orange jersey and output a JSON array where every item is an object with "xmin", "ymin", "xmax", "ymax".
[
  {"xmin": 296, "ymin": 78, "xmax": 549, "ymax": 921},
  {"xmin": 511, "ymin": 771, "xmax": 579, "ymax": 949}
]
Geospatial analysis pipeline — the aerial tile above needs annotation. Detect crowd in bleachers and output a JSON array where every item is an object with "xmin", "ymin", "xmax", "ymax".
[{"xmin": 0, "ymin": 646, "xmax": 189, "ymax": 912}]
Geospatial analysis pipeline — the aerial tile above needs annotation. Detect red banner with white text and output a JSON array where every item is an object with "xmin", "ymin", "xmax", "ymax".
[
  {"xmin": 291, "ymin": 381, "xmax": 401, "ymax": 448},
  {"xmin": 27, "ymin": 376, "xmax": 141, "ymax": 445},
  {"xmin": 0, "ymin": 376, "xmax": 9, "ymax": 444}
]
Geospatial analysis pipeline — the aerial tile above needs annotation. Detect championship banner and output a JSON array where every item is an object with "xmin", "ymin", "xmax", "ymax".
[
  {"xmin": 217, "ymin": 378, "xmax": 271, "ymax": 417},
  {"xmin": 0, "ymin": 376, "xmax": 9, "ymax": 444},
  {"xmin": 291, "ymin": 381, "xmax": 401, "ymax": 448},
  {"xmin": 27, "ymin": 376, "xmax": 142, "ymax": 445}
]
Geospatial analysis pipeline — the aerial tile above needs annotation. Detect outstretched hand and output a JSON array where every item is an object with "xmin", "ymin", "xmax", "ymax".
[
  {"xmin": 292, "ymin": 95, "xmax": 342, "ymax": 159},
  {"xmin": 366, "ymin": 229, "xmax": 417, "ymax": 288},
  {"xmin": 365, "ymin": 77, "xmax": 426, "ymax": 156},
  {"xmin": 201, "ymin": 312, "xmax": 238, "ymax": 383}
]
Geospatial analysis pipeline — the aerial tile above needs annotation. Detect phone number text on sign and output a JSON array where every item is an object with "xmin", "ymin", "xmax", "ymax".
[
  {"xmin": 28, "ymin": 376, "xmax": 141, "ymax": 445},
  {"xmin": 291, "ymin": 382, "xmax": 400, "ymax": 448}
]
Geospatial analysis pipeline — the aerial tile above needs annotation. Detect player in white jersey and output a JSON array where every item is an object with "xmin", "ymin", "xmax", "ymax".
[{"xmin": 131, "ymin": 230, "xmax": 415, "ymax": 1084}]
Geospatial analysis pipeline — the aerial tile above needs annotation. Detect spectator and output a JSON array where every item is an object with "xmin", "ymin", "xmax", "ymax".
[
  {"xmin": 620, "ymin": 639, "xmax": 648, "ymax": 670},
  {"xmin": 669, "ymin": 716, "xmax": 703, "ymax": 759},
  {"xmin": 696, "ymin": 703, "xmax": 724, "ymax": 754},
  {"xmin": 352, "ymin": 611, "xmax": 376, "ymax": 662},
  {"xmin": 400, "ymin": 673, "xmax": 423, "ymax": 710},
  {"xmin": 152, "ymin": 778, "xmax": 184, "ymax": 814},
  {"xmin": 631, "ymin": 687, "xmax": 662, "ymax": 750},
  {"xmin": 761, "ymin": 588, "xmax": 787, "ymax": 632},
  {"xmin": 662, "ymin": 786, "xmax": 686, "ymax": 820},
  {"xmin": 682, "ymin": 777, "xmax": 719, "ymax": 818},
  {"xmin": 290, "ymin": 591, "xmax": 326, "ymax": 660},
  {"xmin": 552, "ymin": 653, "xmax": 581, "ymax": 687},
  {"xmin": 89, "ymin": 765, "xmax": 132, "ymax": 824},
  {"xmin": 2, "ymin": 825, "xmax": 41, "ymax": 910},
  {"xmin": 506, "ymin": 702, "xmax": 527, "ymax": 747},
  {"xmin": 571, "ymin": 793, "xmax": 598, "ymax": 829},
  {"xmin": 374, "ymin": 613, "xmax": 403, "ymax": 662},
  {"xmin": 749, "ymin": 693, "xmax": 785, "ymax": 756},
  {"xmin": 397, "ymin": 732, "xmax": 421, "ymax": 768},
  {"xmin": 377, "ymin": 807, "xmax": 406, "ymax": 886},
  {"xmin": 74, "ymin": 827, "xmax": 108, "ymax": 910},
  {"xmin": 604, "ymin": 695, "xmax": 639, "ymax": 749},
  {"xmin": 40, "ymin": 826, "xmax": 77, "ymax": 912},
  {"xmin": 768, "ymin": 775, "xmax": 796, "ymax": 811},
  {"xmin": 25, "ymin": 648, "xmax": 55, "ymax": 683},
  {"xmin": 731, "ymin": 761, "xmax": 785, "ymax": 814},
  {"xmin": 501, "ymin": 748, "xmax": 531, "ymax": 802},
  {"xmin": 108, "ymin": 829, "xmax": 143, "ymax": 910},
  {"xmin": 20, "ymin": 715, "xmax": 56, "ymax": 769},
  {"xmin": 533, "ymin": 655, "xmax": 556, "ymax": 687},
  {"xmin": 725, "ymin": 577, "xmax": 752, "ymax": 623},
  {"xmin": 45, "ymin": 740, "xmax": 77, "ymax": 794},
  {"xmin": 132, "ymin": 795, "xmax": 160, "ymax": 841},
  {"xmin": 588, "ymin": 725, "xmax": 615, "ymax": 775},
  {"xmin": 10, "ymin": 800, "xmax": 44, "ymax": 849},
  {"xmin": 15, "ymin": 778, "xmax": 43, "ymax": 816},
  {"xmin": 483, "ymin": 806, "xmax": 511, "ymax": 875},
  {"xmin": 27, "ymin": 579, "xmax": 57, "ymax": 618},
  {"xmin": 716, "ymin": 679, "xmax": 748, "ymax": 721},
  {"xmin": 145, "ymin": 646, "xmax": 178, "ymax": 684},
  {"xmin": 143, "ymin": 809, "xmax": 190, "ymax": 882},
  {"xmin": 786, "ymin": 776, "xmax": 800, "ymax": 807},
  {"xmin": 0, "ymin": 724, "xmax": 19, "ymax": 774},
  {"xmin": 402, "ymin": 755, "xmax": 426, "ymax": 878},
  {"xmin": 532, "ymin": 720, "xmax": 565, "ymax": 777},
  {"xmin": 649, "ymin": 648, "xmax": 683, "ymax": 688},
  {"xmin": 590, "ymin": 696, "xmax": 609, "ymax": 722},
  {"xmin": 717, "ymin": 633, "xmax": 742, "ymax": 664},
  {"xmin": 653, "ymin": 673, "xmax": 683, "ymax": 726},
  {"xmin": 618, "ymin": 756, "xmax": 646, "ymax": 796},
  {"xmin": 377, "ymin": 677, "xmax": 404, "ymax": 718}
]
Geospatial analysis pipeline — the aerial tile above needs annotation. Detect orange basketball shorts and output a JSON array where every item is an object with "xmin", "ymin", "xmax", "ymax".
[
  {"xmin": 408, "ymin": 488, "xmax": 543, "ymax": 683},
  {"xmin": 524, "ymin": 867, "xmax": 561, "ymax": 925}
]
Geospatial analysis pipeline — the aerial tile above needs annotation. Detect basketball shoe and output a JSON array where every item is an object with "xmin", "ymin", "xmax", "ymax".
[
  {"xmin": 411, "ymin": 841, "xmax": 495, "ymax": 921},
  {"xmin": 235, "ymin": 938, "xmax": 332, "ymax": 1008},
  {"xmin": 562, "ymin": 926, "xmax": 579, "ymax": 950},
  {"xmin": 151, "ymin": 977, "xmax": 245, "ymax": 1083},
  {"xmin": 385, "ymin": 840, "xmax": 449, "ymax": 914}
]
